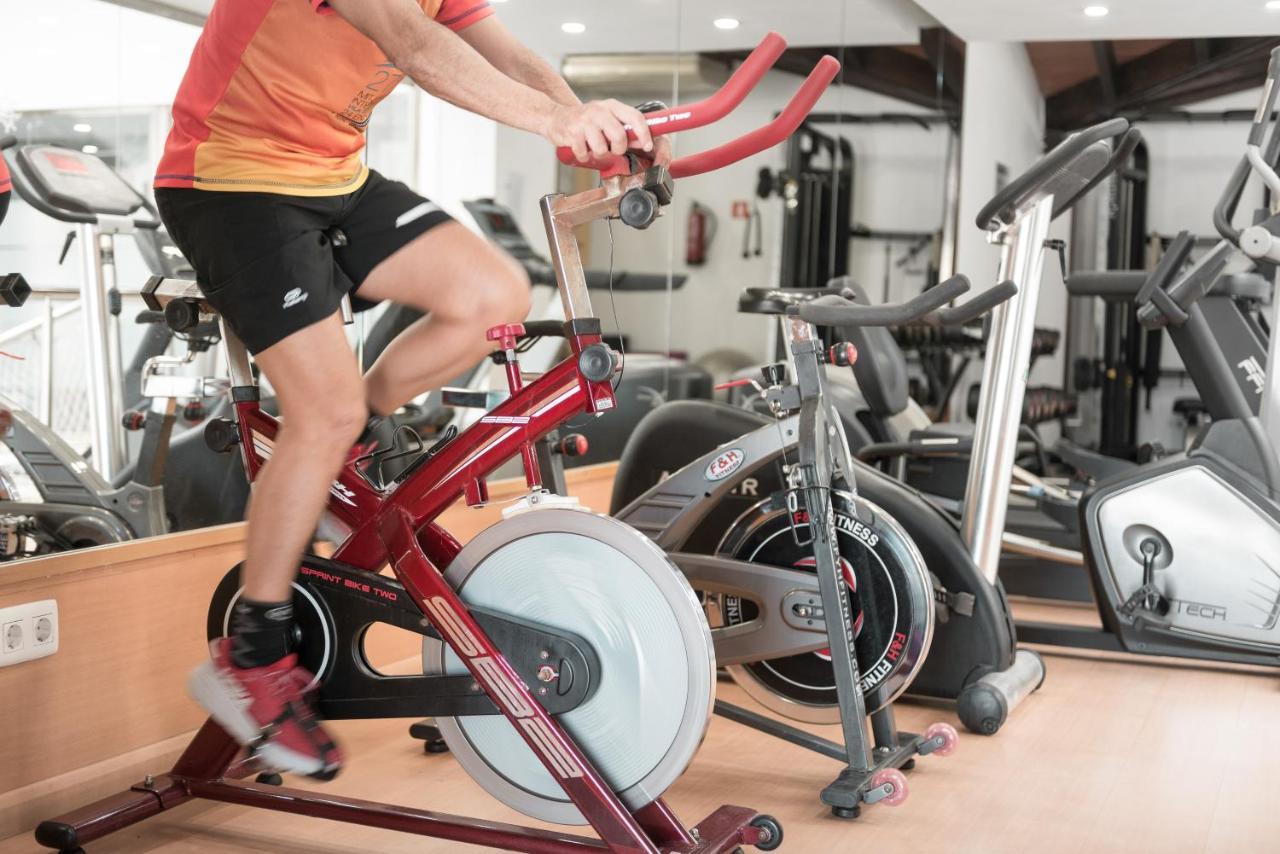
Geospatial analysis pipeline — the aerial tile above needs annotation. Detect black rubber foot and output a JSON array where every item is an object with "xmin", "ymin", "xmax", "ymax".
[
  {"xmin": 901, "ymin": 758, "xmax": 916, "ymax": 771},
  {"xmin": 256, "ymin": 772, "xmax": 283, "ymax": 786},
  {"xmin": 831, "ymin": 805, "xmax": 861, "ymax": 820},
  {"xmin": 34, "ymin": 820, "xmax": 79, "ymax": 851},
  {"xmin": 423, "ymin": 739, "xmax": 450, "ymax": 754}
]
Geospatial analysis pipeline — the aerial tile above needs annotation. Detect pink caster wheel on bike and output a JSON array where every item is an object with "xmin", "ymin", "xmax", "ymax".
[
  {"xmin": 868, "ymin": 768, "xmax": 908, "ymax": 807},
  {"xmin": 923, "ymin": 721, "xmax": 960, "ymax": 757}
]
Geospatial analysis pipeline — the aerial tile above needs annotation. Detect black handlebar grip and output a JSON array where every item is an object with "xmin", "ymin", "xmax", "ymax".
[
  {"xmin": 976, "ymin": 118, "xmax": 1129, "ymax": 231},
  {"xmin": 521, "ymin": 320, "xmax": 567, "ymax": 340},
  {"xmin": 931, "ymin": 279, "xmax": 1017, "ymax": 326},
  {"xmin": 1134, "ymin": 231, "xmax": 1195, "ymax": 328},
  {"xmin": 796, "ymin": 274, "xmax": 969, "ymax": 328}
]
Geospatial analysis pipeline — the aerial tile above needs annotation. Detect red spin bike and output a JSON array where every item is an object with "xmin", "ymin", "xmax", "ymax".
[{"xmin": 37, "ymin": 33, "xmax": 839, "ymax": 854}]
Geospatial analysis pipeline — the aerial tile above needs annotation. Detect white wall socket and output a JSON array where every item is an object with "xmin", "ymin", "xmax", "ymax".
[{"xmin": 0, "ymin": 600, "xmax": 58, "ymax": 667}]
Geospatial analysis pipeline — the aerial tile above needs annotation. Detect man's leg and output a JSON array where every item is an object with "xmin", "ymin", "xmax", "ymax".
[
  {"xmin": 241, "ymin": 313, "xmax": 368, "ymax": 604},
  {"xmin": 190, "ymin": 311, "xmax": 363, "ymax": 780},
  {"xmin": 358, "ymin": 221, "xmax": 531, "ymax": 416}
]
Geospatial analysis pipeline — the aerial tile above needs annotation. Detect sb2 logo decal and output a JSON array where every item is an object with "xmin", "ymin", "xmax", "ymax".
[{"xmin": 705, "ymin": 448, "xmax": 746, "ymax": 482}]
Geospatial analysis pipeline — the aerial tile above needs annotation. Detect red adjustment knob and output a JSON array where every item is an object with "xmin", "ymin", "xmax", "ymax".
[
  {"xmin": 486, "ymin": 323, "xmax": 526, "ymax": 351},
  {"xmin": 556, "ymin": 434, "xmax": 589, "ymax": 458},
  {"xmin": 828, "ymin": 342, "xmax": 857, "ymax": 368},
  {"xmin": 122, "ymin": 410, "xmax": 147, "ymax": 431}
]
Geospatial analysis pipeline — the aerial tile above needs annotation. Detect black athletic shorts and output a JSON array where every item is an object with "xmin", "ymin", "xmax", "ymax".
[{"xmin": 156, "ymin": 170, "xmax": 453, "ymax": 354}]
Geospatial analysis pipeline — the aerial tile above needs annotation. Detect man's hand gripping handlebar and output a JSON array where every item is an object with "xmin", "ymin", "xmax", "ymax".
[{"xmin": 555, "ymin": 33, "xmax": 841, "ymax": 183}]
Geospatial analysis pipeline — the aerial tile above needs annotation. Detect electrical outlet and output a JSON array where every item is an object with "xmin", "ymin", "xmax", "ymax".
[
  {"xmin": 3, "ymin": 620, "xmax": 22, "ymax": 653},
  {"xmin": 0, "ymin": 600, "xmax": 58, "ymax": 666}
]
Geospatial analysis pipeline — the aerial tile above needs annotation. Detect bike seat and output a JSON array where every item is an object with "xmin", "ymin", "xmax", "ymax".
[{"xmin": 738, "ymin": 285, "xmax": 844, "ymax": 316}]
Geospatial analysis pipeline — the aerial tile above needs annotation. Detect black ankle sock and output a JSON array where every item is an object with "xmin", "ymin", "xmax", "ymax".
[
  {"xmin": 357, "ymin": 410, "xmax": 385, "ymax": 448},
  {"xmin": 229, "ymin": 598, "xmax": 295, "ymax": 669}
]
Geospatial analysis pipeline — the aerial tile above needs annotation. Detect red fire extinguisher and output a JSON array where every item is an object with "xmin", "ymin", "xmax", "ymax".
[{"xmin": 686, "ymin": 201, "xmax": 717, "ymax": 266}]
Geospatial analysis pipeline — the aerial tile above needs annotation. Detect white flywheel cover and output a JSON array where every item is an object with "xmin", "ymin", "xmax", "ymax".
[{"xmin": 423, "ymin": 508, "xmax": 715, "ymax": 825}]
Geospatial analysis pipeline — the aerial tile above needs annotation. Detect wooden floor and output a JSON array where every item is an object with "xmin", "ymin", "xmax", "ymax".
[{"xmin": 4, "ymin": 597, "xmax": 1278, "ymax": 854}]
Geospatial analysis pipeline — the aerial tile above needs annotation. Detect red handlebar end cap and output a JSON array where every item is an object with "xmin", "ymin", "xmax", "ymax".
[
  {"xmin": 558, "ymin": 434, "xmax": 589, "ymax": 457},
  {"xmin": 829, "ymin": 343, "xmax": 858, "ymax": 368}
]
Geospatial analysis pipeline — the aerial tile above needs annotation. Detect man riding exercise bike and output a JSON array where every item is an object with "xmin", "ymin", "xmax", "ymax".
[{"xmin": 157, "ymin": 0, "xmax": 669, "ymax": 780}]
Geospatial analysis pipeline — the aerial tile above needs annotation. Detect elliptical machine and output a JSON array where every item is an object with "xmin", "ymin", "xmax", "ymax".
[{"xmin": 980, "ymin": 64, "xmax": 1280, "ymax": 664}]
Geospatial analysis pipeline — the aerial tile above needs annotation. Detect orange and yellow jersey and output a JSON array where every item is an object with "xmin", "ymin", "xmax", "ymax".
[{"xmin": 155, "ymin": 0, "xmax": 492, "ymax": 196}]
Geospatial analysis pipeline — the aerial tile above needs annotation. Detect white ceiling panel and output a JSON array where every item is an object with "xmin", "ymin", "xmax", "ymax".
[
  {"xmin": 99, "ymin": 0, "xmax": 937, "ymax": 52},
  {"xmin": 915, "ymin": 0, "xmax": 1280, "ymax": 42}
]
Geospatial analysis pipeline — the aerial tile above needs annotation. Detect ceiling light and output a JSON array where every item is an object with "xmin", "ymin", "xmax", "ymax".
[
  {"xmin": 1083, "ymin": 5, "xmax": 1109, "ymax": 16},
  {"xmin": 81, "ymin": 145, "xmax": 99, "ymax": 154},
  {"xmin": 73, "ymin": 122, "xmax": 92, "ymax": 133},
  {"xmin": 714, "ymin": 17, "xmax": 740, "ymax": 30},
  {"xmin": 561, "ymin": 21, "xmax": 586, "ymax": 34},
  {"xmin": 1268, "ymin": 0, "xmax": 1280, "ymax": 10}
]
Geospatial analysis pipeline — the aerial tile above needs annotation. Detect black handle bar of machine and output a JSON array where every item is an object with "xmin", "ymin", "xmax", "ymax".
[
  {"xmin": 975, "ymin": 118, "xmax": 1135, "ymax": 232},
  {"xmin": 1215, "ymin": 46, "xmax": 1280, "ymax": 245},
  {"xmin": 793, "ymin": 274, "xmax": 1017, "ymax": 329}
]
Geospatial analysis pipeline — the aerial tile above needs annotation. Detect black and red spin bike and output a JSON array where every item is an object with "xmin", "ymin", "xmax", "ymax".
[{"xmin": 37, "ymin": 33, "xmax": 838, "ymax": 854}]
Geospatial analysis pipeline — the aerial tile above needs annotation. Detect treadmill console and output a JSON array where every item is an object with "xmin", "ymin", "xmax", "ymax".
[
  {"xmin": 14, "ymin": 145, "xmax": 155, "ymax": 224},
  {"xmin": 463, "ymin": 198, "xmax": 555, "ymax": 286}
]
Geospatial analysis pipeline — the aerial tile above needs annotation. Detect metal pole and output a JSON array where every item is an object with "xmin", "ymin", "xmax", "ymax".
[
  {"xmin": 78, "ymin": 223, "xmax": 124, "ymax": 479},
  {"xmin": 100, "ymin": 233, "xmax": 127, "ymax": 469},
  {"xmin": 40, "ymin": 296, "xmax": 54, "ymax": 425},
  {"xmin": 937, "ymin": 128, "xmax": 961, "ymax": 282},
  {"xmin": 960, "ymin": 195, "xmax": 1055, "ymax": 585},
  {"xmin": 1260, "ymin": 273, "xmax": 1280, "ymax": 440}
]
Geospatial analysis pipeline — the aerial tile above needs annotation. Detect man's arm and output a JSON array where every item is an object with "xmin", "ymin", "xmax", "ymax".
[
  {"xmin": 328, "ymin": 0, "xmax": 652, "ymax": 163},
  {"xmin": 457, "ymin": 16, "xmax": 579, "ymax": 107}
]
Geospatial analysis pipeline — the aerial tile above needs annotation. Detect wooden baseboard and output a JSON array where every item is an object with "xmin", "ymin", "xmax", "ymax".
[{"xmin": 0, "ymin": 463, "xmax": 618, "ymax": 840}]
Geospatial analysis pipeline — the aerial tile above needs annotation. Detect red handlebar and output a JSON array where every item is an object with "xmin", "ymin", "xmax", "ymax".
[
  {"xmin": 555, "ymin": 32, "xmax": 787, "ymax": 171},
  {"xmin": 670, "ymin": 56, "xmax": 840, "ymax": 179},
  {"xmin": 555, "ymin": 32, "xmax": 840, "ymax": 179}
]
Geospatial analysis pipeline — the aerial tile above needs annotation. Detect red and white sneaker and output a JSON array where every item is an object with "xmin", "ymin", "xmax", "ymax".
[{"xmin": 188, "ymin": 639, "xmax": 344, "ymax": 780}]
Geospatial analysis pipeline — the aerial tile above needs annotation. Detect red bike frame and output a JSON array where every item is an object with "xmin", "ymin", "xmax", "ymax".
[{"xmin": 38, "ymin": 32, "xmax": 839, "ymax": 854}]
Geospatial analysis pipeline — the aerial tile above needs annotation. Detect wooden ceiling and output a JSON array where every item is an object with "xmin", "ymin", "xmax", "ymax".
[{"xmin": 707, "ymin": 34, "xmax": 1280, "ymax": 131}]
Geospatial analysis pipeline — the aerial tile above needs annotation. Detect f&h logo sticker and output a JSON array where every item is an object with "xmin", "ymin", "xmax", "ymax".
[{"xmin": 705, "ymin": 448, "xmax": 746, "ymax": 482}]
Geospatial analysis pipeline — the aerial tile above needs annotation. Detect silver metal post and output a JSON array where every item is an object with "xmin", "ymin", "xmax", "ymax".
[
  {"xmin": 221, "ymin": 321, "xmax": 256, "ymax": 389},
  {"xmin": 937, "ymin": 128, "xmax": 962, "ymax": 282},
  {"xmin": 40, "ymin": 297, "xmax": 54, "ymax": 425},
  {"xmin": 100, "ymin": 233, "xmax": 127, "ymax": 468},
  {"xmin": 1260, "ymin": 267, "xmax": 1280, "ymax": 440},
  {"xmin": 960, "ymin": 194, "xmax": 1055, "ymax": 585},
  {"xmin": 78, "ymin": 223, "xmax": 125, "ymax": 478}
]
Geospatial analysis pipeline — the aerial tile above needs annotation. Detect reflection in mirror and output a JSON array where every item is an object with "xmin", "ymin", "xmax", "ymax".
[{"xmin": 0, "ymin": 1, "xmax": 209, "ymax": 563}]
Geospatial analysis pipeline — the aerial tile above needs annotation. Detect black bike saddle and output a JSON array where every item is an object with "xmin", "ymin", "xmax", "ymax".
[{"xmin": 738, "ymin": 285, "xmax": 846, "ymax": 316}]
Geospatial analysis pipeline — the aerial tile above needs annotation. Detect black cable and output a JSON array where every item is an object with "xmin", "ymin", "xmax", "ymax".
[{"xmin": 606, "ymin": 218, "xmax": 626, "ymax": 393}]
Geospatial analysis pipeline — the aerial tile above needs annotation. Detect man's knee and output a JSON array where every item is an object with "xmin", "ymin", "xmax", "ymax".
[
  {"xmin": 482, "ymin": 261, "xmax": 532, "ymax": 326},
  {"xmin": 286, "ymin": 394, "xmax": 367, "ymax": 450}
]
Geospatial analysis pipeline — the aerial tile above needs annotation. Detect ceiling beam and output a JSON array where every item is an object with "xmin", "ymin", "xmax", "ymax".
[
  {"xmin": 704, "ymin": 43, "xmax": 960, "ymax": 116},
  {"xmin": 1048, "ymin": 36, "xmax": 1280, "ymax": 130},
  {"xmin": 1092, "ymin": 41, "xmax": 1118, "ymax": 108},
  {"xmin": 920, "ymin": 28, "xmax": 966, "ymax": 105}
]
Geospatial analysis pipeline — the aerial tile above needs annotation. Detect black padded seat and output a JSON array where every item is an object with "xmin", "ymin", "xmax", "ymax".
[{"xmin": 737, "ymin": 285, "xmax": 843, "ymax": 316}]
